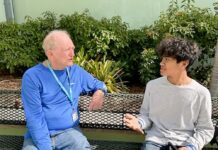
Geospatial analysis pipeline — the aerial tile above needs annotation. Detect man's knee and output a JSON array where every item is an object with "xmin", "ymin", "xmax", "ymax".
[
  {"xmin": 22, "ymin": 139, "xmax": 38, "ymax": 150},
  {"xmin": 67, "ymin": 131, "xmax": 91, "ymax": 149}
]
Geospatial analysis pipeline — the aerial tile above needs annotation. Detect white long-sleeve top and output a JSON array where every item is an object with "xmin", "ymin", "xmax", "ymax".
[{"xmin": 138, "ymin": 76, "xmax": 214, "ymax": 150}]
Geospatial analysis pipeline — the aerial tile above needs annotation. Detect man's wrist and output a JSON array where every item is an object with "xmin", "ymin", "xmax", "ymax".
[
  {"xmin": 96, "ymin": 88, "xmax": 106, "ymax": 95},
  {"xmin": 96, "ymin": 89, "xmax": 104, "ymax": 94}
]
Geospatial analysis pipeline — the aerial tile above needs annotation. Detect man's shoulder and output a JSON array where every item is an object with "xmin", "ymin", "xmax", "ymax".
[
  {"xmin": 145, "ymin": 77, "xmax": 165, "ymax": 90},
  {"xmin": 24, "ymin": 64, "xmax": 43, "ymax": 74},
  {"xmin": 71, "ymin": 64, "xmax": 84, "ymax": 69},
  {"xmin": 70, "ymin": 64, "xmax": 87, "ymax": 73},
  {"xmin": 147, "ymin": 77, "xmax": 165, "ymax": 85},
  {"xmin": 191, "ymin": 80, "xmax": 210, "ymax": 97}
]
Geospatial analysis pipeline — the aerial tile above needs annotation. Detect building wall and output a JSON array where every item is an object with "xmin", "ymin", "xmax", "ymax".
[
  {"xmin": 0, "ymin": 0, "xmax": 6, "ymax": 22},
  {"xmin": 9, "ymin": 0, "xmax": 217, "ymax": 28}
]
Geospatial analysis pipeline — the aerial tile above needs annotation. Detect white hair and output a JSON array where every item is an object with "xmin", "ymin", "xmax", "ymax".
[{"xmin": 42, "ymin": 30, "xmax": 71, "ymax": 52}]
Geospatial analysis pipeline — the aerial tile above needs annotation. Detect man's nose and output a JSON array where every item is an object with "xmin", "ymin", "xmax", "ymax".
[
  {"xmin": 70, "ymin": 49, "xmax": 75, "ymax": 57},
  {"xmin": 160, "ymin": 60, "xmax": 164, "ymax": 66}
]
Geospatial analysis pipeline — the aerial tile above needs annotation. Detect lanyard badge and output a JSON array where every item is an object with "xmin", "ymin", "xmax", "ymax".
[
  {"xmin": 72, "ymin": 109, "xmax": 78, "ymax": 122},
  {"xmin": 47, "ymin": 61, "xmax": 79, "ymax": 123}
]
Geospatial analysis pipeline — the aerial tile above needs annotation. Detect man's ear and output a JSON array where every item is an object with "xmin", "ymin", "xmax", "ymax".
[
  {"xmin": 182, "ymin": 60, "xmax": 189, "ymax": 68},
  {"xmin": 45, "ymin": 50, "xmax": 53, "ymax": 57}
]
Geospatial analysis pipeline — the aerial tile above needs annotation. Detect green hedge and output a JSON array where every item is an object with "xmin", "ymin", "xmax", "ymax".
[
  {"xmin": 0, "ymin": 0, "xmax": 217, "ymax": 88},
  {"xmin": 139, "ymin": 0, "xmax": 218, "ymax": 86}
]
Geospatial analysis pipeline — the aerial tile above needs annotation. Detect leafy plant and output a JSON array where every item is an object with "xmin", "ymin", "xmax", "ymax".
[
  {"xmin": 0, "ymin": 12, "xmax": 57, "ymax": 74},
  {"xmin": 58, "ymin": 10, "xmax": 99, "ymax": 52},
  {"xmin": 87, "ymin": 30, "xmax": 119, "ymax": 60},
  {"xmin": 87, "ymin": 58, "xmax": 128, "ymax": 93},
  {"xmin": 73, "ymin": 47, "xmax": 88, "ymax": 68},
  {"xmin": 74, "ymin": 48, "xmax": 128, "ymax": 93},
  {"xmin": 139, "ymin": 48, "xmax": 160, "ymax": 84},
  {"xmin": 147, "ymin": 0, "xmax": 218, "ymax": 86},
  {"xmin": 59, "ymin": 12, "xmax": 129, "ymax": 59}
]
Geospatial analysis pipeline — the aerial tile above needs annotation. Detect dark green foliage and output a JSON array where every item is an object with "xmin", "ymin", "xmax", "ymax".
[
  {"xmin": 138, "ymin": 0, "xmax": 218, "ymax": 86},
  {"xmin": 0, "ymin": 0, "xmax": 217, "ymax": 88},
  {"xmin": 59, "ymin": 11, "xmax": 129, "ymax": 61},
  {"xmin": 139, "ymin": 48, "xmax": 160, "ymax": 85},
  {"xmin": 0, "ymin": 12, "xmax": 57, "ymax": 74}
]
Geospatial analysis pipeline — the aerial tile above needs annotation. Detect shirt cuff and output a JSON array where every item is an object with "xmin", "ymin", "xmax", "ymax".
[
  {"xmin": 186, "ymin": 144, "xmax": 195, "ymax": 150},
  {"xmin": 138, "ymin": 117, "xmax": 145, "ymax": 129},
  {"xmin": 97, "ymin": 84, "xmax": 107, "ymax": 95}
]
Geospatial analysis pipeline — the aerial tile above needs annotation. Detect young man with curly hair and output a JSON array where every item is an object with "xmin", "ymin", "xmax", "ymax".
[{"xmin": 124, "ymin": 37, "xmax": 214, "ymax": 150}]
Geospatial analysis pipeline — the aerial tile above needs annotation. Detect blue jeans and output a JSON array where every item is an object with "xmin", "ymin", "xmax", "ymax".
[
  {"xmin": 141, "ymin": 141, "xmax": 183, "ymax": 150},
  {"xmin": 22, "ymin": 127, "xmax": 91, "ymax": 150},
  {"xmin": 141, "ymin": 141, "xmax": 174, "ymax": 150}
]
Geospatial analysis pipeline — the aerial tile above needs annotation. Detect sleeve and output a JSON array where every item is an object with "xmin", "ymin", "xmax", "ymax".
[
  {"xmin": 186, "ymin": 90, "xmax": 214, "ymax": 150},
  {"xmin": 138, "ymin": 82, "xmax": 152, "ymax": 130},
  {"xmin": 21, "ymin": 72, "xmax": 52, "ymax": 150},
  {"xmin": 78, "ymin": 66, "xmax": 107, "ymax": 94}
]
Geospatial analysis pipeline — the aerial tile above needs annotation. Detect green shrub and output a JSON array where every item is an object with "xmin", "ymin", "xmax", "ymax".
[
  {"xmin": 86, "ymin": 29, "xmax": 119, "ymax": 59},
  {"xmin": 58, "ymin": 11, "xmax": 98, "ymax": 53},
  {"xmin": 98, "ymin": 16, "xmax": 129, "ymax": 59},
  {"xmin": 122, "ymin": 28, "xmax": 154, "ymax": 83},
  {"xmin": 147, "ymin": 0, "xmax": 218, "ymax": 86},
  {"xmin": 59, "ymin": 11, "xmax": 129, "ymax": 59},
  {"xmin": 59, "ymin": 11, "xmax": 132, "ymax": 80},
  {"xmin": 0, "ymin": 2, "xmax": 217, "ymax": 88},
  {"xmin": 139, "ymin": 48, "xmax": 160, "ymax": 85},
  {"xmin": 0, "ymin": 12, "xmax": 57, "ymax": 74}
]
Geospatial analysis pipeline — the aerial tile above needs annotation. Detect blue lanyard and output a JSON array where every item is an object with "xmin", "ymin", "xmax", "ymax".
[{"xmin": 47, "ymin": 61, "xmax": 73, "ymax": 104}]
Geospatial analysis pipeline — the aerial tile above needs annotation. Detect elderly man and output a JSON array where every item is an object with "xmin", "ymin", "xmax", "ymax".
[{"xmin": 21, "ymin": 30, "xmax": 107, "ymax": 150}]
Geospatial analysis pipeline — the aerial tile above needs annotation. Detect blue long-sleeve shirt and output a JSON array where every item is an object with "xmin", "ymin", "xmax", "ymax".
[{"xmin": 21, "ymin": 63, "xmax": 107, "ymax": 150}]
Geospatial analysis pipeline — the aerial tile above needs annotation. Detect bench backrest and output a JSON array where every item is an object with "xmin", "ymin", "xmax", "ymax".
[
  {"xmin": 0, "ymin": 90, "xmax": 217, "ymax": 130},
  {"xmin": 0, "ymin": 90, "xmax": 143, "ymax": 129}
]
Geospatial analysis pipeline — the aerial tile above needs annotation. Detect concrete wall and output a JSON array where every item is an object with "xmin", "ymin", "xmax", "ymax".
[
  {"xmin": 0, "ymin": 0, "xmax": 6, "ymax": 22},
  {"xmin": 6, "ymin": 0, "xmax": 218, "ymax": 28}
]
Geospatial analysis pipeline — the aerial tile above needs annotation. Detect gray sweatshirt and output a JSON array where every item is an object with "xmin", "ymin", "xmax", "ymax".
[{"xmin": 138, "ymin": 76, "xmax": 214, "ymax": 150}]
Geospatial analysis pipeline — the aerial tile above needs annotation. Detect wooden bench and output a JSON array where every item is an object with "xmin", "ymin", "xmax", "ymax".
[{"xmin": 0, "ymin": 90, "xmax": 217, "ymax": 150}]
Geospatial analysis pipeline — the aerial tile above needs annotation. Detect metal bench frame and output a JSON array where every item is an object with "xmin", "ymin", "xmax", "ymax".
[{"xmin": 0, "ymin": 90, "xmax": 217, "ymax": 150}]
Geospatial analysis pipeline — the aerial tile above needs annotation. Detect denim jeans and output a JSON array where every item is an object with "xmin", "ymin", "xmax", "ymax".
[
  {"xmin": 22, "ymin": 127, "xmax": 91, "ymax": 150},
  {"xmin": 141, "ymin": 141, "xmax": 180, "ymax": 150},
  {"xmin": 141, "ymin": 141, "xmax": 164, "ymax": 150}
]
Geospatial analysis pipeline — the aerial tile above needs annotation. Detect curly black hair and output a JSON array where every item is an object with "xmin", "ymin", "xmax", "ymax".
[{"xmin": 156, "ymin": 37, "xmax": 201, "ymax": 69}]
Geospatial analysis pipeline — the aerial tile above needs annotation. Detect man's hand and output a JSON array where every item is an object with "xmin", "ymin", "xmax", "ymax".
[
  {"xmin": 123, "ymin": 113, "xmax": 144, "ymax": 134},
  {"xmin": 88, "ymin": 90, "xmax": 104, "ymax": 111}
]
